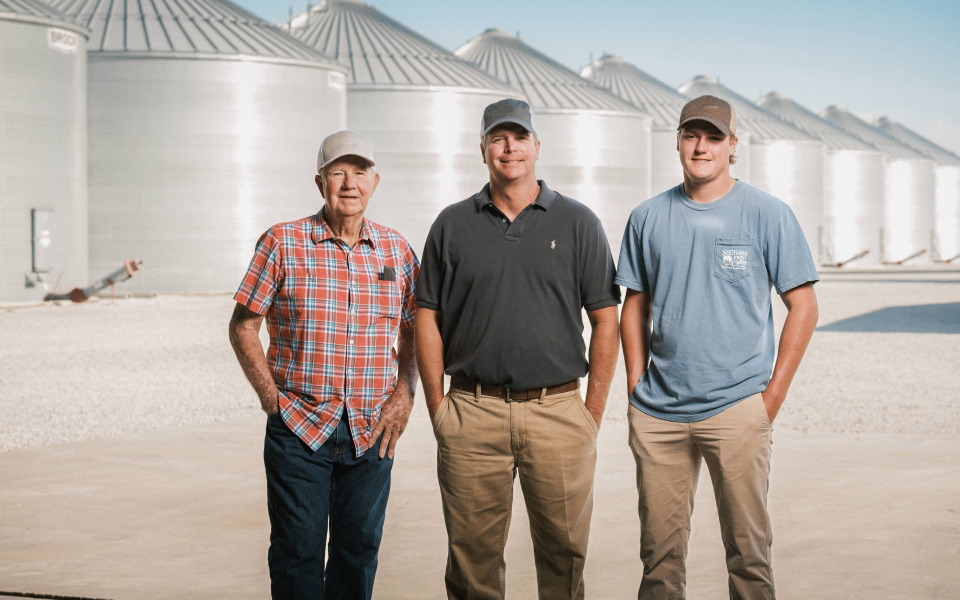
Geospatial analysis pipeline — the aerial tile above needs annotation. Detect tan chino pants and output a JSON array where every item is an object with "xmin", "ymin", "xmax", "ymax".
[
  {"xmin": 433, "ymin": 386, "xmax": 598, "ymax": 600},
  {"xmin": 628, "ymin": 393, "xmax": 775, "ymax": 600}
]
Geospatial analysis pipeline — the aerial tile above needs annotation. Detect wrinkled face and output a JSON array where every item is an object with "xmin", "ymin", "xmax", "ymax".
[
  {"xmin": 678, "ymin": 121, "xmax": 738, "ymax": 183},
  {"xmin": 315, "ymin": 155, "xmax": 379, "ymax": 220},
  {"xmin": 482, "ymin": 123, "xmax": 540, "ymax": 182}
]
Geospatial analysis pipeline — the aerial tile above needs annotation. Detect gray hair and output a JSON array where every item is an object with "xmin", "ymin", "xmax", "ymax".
[{"xmin": 317, "ymin": 162, "xmax": 377, "ymax": 179}]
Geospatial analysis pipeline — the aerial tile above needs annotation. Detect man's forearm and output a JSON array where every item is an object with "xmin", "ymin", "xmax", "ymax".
[
  {"xmin": 621, "ymin": 289, "xmax": 651, "ymax": 392},
  {"xmin": 394, "ymin": 325, "xmax": 418, "ymax": 402},
  {"xmin": 764, "ymin": 284, "xmax": 818, "ymax": 419},
  {"xmin": 228, "ymin": 304, "xmax": 279, "ymax": 413},
  {"xmin": 415, "ymin": 307, "xmax": 446, "ymax": 416},
  {"xmin": 584, "ymin": 305, "xmax": 620, "ymax": 426}
]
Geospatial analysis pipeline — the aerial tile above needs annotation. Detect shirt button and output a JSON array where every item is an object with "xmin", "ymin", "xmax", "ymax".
[
  {"xmin": 349, "ymin": 339, "xmax": 354, "ymax": 344},
  {"xmin": 501, "ymin": 218, "xmax": 506, "ymax": 222}
]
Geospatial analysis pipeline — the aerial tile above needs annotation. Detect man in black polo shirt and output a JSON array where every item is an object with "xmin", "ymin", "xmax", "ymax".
[{"xmin": 415, "ymin": 98, "xmax": 620, "ymax": 600}]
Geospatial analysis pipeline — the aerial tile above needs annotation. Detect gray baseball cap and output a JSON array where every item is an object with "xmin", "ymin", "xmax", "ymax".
[
  {"xmin": 317, "ymin": 130, "xmax": 376, "ymax": 172},
  {"xmin": 481, "ymin": 98, "xmax": 538, "ymax": 137}
]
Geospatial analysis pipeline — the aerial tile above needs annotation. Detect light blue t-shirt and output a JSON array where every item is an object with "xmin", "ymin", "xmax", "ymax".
[{"xmin": 615, "ymin": 181, "xmax": 819, "ymax": 422}]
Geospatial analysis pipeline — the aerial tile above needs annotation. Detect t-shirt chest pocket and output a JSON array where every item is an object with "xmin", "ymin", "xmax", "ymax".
[
  {"xmin": 713, "ymin": 238, "xmax": 755, "ymax": 283},
  {"xmin": 355, "ymin": 277, "xmax": 401, "ymax": 326}
]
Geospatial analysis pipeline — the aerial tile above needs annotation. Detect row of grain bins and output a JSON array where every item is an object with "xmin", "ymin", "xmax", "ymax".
[
  {"xmin": 4, "ymin": 0, "xmax": 959, "ymax": 302},
  {"xmin": 0, "ymin": 0, "xmax": 87, "ymax": 302},
  {"xmin": 454, "ymin": 29, "xmax": 652, "ymax": 252}
]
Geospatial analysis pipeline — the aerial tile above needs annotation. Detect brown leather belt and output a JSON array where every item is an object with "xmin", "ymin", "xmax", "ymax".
[{"xmin": 450, "ymin": 377, "xmax": 579, "ymax": 402}]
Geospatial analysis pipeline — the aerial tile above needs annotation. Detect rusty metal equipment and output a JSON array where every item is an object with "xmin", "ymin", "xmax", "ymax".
[{"xmin": 45, "ymin": 260, "xmax": 142, "ymax": 302}]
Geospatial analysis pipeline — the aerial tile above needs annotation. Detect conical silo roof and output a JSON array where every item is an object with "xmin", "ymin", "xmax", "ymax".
[
  {"xmin": 758, "ymin": 92, "xmax": 878, "ymax": 152},
  {"xmin": 1, "ymin": 0, "xmax": 85, "ymax": 32},
  {"xmin": 44, "ymin": 0, "xmax": 340, "ymax": 66},
  {"xmin": 875, "ymin": 117, "xmax": 960, "ymax": 166},
  {"xmin": 285, "ymin": 0, "xmax": 513, "ymax": 90},
  {"xmin": 580, "ymin": 54, "xmax": 688, "ymax": 127},
  {"xmin": 455, "ymin": 29, "xmax": 640, "ymax": 113},
  {"xmin": 678, "ymin": 75, "xmax": 817, "ymax": 141},
  {"xmin": 820, "ymin": 107, "xmax": 929, "ymax": 160}
]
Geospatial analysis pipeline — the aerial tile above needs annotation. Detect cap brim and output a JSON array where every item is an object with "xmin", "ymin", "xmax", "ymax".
[
  {"xmin": 678, "ymin": 116, "xmax": 733, "ymax": 136},
  {"xmin": 318, "ymin": 152, "xmax": 376, "ymax": 171},
  {"xmin": 482, "ymin": 117, "xmax": 536, "ymax": 137}
]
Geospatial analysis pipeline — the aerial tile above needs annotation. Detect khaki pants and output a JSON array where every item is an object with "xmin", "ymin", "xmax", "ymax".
[
  {"xmin": 628, "ymin": 393, "xmax": 774, "ymax": 600},
  {"xmin": 433, "ymin": 387, "xmax": 598, "ymax": 600}
]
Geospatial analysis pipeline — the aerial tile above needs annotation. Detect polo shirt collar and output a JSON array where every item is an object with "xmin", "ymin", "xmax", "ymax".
[
  {"xmin": 312, "ymin": 208, "xmax": 376, "ymax": 248},
  {"xmin": 473, "ymin": 180, "xmax": 557, "ymax": 212}
]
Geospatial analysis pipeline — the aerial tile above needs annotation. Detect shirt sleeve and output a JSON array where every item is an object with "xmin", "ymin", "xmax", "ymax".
[
  {"xmin": 234, "ymin": 229, "xmax": 283, "ymax": 314},
  {"xmin": 580, "ymin": 212, "xmax": 622, "ymax": 310},
  {"xmin": 614, "ymin": 212, "xmax": 650, "ymax": 293},
  {"xmin": 763, "ymin": 201, "xmax": 820, "ymax": 294},
  {"xmin": 415, "ymin": 220, "xmax": 443, "ymax": 311},
  {"xmin": 399, "ymin": 239, "xmax": 420, "ymax": 327}
]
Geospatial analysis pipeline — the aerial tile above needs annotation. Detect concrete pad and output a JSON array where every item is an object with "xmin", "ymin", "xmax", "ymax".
[{"xmin": 2, "ymin": 415, "xmax": 958, "ymax": 599}]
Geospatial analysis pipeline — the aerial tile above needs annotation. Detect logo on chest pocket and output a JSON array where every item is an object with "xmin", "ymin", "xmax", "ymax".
[
  {"xmin": 714, "ymin": 238, "xmax": 754, "ymax": 283},
  {"xmin": 721, "ymin": 249, "xmax": 748, "ymax": 270}
]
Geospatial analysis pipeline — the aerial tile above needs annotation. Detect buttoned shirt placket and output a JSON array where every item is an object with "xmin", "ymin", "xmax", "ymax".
[{"xmin": 341, "ymin": 240, "xmax": 358, "ymax": 425}]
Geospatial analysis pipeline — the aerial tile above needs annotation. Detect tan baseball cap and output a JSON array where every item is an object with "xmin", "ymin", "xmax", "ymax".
[
  {"xmin": 678, "ymin": 95, "xmax": 738, "ymax": 137},
  {"xmin": 317, "ymin": 130, "xmax": 375, "ymax": 172}
]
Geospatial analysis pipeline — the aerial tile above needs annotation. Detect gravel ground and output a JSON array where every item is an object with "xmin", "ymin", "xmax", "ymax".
[{"xmin": 2, "ymin": 268, "xmax": 958, "ymax": 451}]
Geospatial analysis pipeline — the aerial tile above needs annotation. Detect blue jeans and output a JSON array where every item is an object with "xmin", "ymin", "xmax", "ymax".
[{"xmin": 264, "ymin": 413, "xmax": 393, "ymax": 600}]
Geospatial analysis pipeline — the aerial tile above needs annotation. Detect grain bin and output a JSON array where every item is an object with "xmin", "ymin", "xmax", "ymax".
[
  {"xmin": 45, "ymin": 0, "xmax": 348, "ymax": 293},
  {"xmin": 456, "ymin": 29, "xmax": 652, "ymax": 250},
  {"xmin": 759, "ymin": 93, "xmax": 885, "ymax": 266},
  {"xmin": 1, "ymin": 0, "xmax": 87, "ymax": 302},
  {"xmin": 822, "ymin": 107, "xmax": 936, "ymax": 264},
  {"xmin": 875, "ymin": 117, "xmax": 960, "ymax": 262},
  {"xmin": 679, "ymin": 76, "xmax": 825, "ymax": 259},
  {"xmin": 580, "ymin": 54, "xmax": 692, "ymax": 195},
  {"xmin": 285, "ymin": 0, "xmax": 517, "ymax": 255}
]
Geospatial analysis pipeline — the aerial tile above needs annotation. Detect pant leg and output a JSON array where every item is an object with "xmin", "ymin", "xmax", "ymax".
[
  {"xmin": 516, "ymin": 390, "xmax": 597, "ymax": 600},
  {"xmin": 693, "ymin": 394, "xmax": 774, "ymax": 600},
  {"xmin": 264, "ymin": 412, "xmax": 334, "ymax": 600},
  {"xmin": 628, "ymin": 403, "xmax": 702, "ymax": 600},
  {"xmin": 324, "ymin": 421, "xmax": 394, "ymax": 600},
  {"xmin": 434, "ymin": 389, "xmax": 517, "ymax": 600}
]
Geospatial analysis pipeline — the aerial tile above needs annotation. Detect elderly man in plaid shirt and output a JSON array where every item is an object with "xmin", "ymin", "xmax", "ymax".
[{"xmin": 228, "ymin": 130, "xmax": 419, "ymax": 600}]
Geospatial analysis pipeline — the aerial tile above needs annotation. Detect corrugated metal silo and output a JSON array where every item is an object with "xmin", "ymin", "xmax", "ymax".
[
  {"xmin": 284, "ymin": 0, "xmax": 518, "ymax": 255},
  {"xmin": 455, "ymin": 30, "xmax": 652, "ymax": 250},
  {"xmin": 678, "ymin": 76, "xmax": 825, "ymax": 259},
  {"xmin": 758, "ymin": 93, "xmax": 885, "ymax": 267},
  {"xmin": 44, "ymin": 0, "xmax": 348, "ymax": 293},
  {"xmin": 1, "ymin": 0, "xmax": 87, "ymax": 302},
  {"xmin": 821, "ymin": 107, "xmax": 936, "ymax": 264},
  {"xmin": 875, "ymin": 117, "xmax": 960, "ymax": 262},
  {"xmin": 580, "ymin": 54, "xmax": 693, "ymax": 195}
]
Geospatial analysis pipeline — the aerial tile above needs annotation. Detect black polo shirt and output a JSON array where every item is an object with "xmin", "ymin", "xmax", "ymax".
[{"xmin": 416, "ymin": 180, "xmax": 620, "ymax": 390}]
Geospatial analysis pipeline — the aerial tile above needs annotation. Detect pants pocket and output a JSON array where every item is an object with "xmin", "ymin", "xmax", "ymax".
[
  {"xmin": 575, "ymin": 393, "xmax": 599, "ymax": 440},
  {"xmin": 431, "ymin": 394, "xmax": 451, "ymax": 432}
]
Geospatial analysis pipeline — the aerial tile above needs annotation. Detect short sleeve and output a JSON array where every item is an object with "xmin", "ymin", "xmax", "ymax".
[
  {"xmin": 234, "ymin": 229, "xmax": 283, "ymax": 314},
  {"xmin": 614, "ymin": 213, "xmax": 650, "ymax": 293},
  {"xmin": 415, "ymin": 221, "xmax": 443, "ymax": 311},
  {"xmin": 398, "ymin": 240, "xmax": 420, "ymax": 327},
  {"xmin": 763, "ymin": 202, "xmax": 820, "ymax": 294},
  {"xmin": 580, "ymin": 215, "xmax": 621, "ymax": 310}
]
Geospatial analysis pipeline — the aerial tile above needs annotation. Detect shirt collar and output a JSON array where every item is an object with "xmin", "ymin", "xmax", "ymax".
[
  {"xmin": 473, "ymin": 180, "xmax": 556, "ymax": 212},
  {"xmin": 312, "ymin": 208, "xmax": 376, "ymax": 248}
]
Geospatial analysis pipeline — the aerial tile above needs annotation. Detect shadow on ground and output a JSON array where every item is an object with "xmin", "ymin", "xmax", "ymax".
[{"xmin": 818, "ymin": 303, "xmax": 960, "ymax": 333}]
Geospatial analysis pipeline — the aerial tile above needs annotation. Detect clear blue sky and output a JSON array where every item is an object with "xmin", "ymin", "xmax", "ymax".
[{"xmin": 238, "ymin": 0, "xmax": 960, "ymax": 155}]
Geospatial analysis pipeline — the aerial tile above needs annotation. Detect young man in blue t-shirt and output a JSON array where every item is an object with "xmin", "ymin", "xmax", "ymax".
[{"xmin": 617, "ymin": 95, "xmax": 820, "ymax": 599}]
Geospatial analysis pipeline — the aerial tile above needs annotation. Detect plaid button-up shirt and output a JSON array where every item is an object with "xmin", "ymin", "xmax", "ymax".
[{"xmin": 235, "ymin": 210, "xmax": 419, "ymax": 456}]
